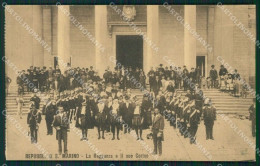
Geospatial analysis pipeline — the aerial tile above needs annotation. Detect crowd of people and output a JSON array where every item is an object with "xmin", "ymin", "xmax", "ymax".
[
  {"xmin": 15, "ymin": 63, "xmax": 246, "ymax": 99},
  {"xmin": 15, "ymin": 63, "xmax": 255, "ymax": 156}
]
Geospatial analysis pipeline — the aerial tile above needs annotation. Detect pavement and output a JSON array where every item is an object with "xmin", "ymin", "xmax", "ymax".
[{"xmin": 5, "ymin": 113, "xmax": 256, "ymax": 161}]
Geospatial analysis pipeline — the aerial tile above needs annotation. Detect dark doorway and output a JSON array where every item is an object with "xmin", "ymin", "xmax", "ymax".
[
  {"xmin": 196, "ymin": 56, "xmax": 205, "ymax": 77},
  {"xmin": 116, "ymin": 35, "xmax": 143, "ymax": 70}
]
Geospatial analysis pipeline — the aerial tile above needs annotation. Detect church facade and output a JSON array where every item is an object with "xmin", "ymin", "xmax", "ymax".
[{"xmin": 5, "ymin": 5, "xmax": 256, "ymax": 87}]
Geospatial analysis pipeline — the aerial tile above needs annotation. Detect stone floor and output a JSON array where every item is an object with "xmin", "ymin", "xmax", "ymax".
[{"xmin": 5, "ymin": 114, "xmax": 256, "ymax": 161}]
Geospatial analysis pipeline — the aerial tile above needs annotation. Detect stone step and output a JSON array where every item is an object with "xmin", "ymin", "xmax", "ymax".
[
  {"xmin": 212, "ymin": 101, "xmax": 252, "ymax": 105},
  {"xmin": 214, "ymin": 104, "xmax": 250, "ymax": 108}
]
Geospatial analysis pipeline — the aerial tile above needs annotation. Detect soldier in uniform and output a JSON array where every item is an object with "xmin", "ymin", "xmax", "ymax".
[
  {"xmin": 45, "ymin": 99, "xmax": 57, "ymax": 135},
  {"xmin": 194, "ymin": 85, "xmax": 204, "ymax": 115},
  {"xmin": 53, "ymin": 106, "xmax": 70, "ymax": 154},
  {"xmin": 187, "ymin": 103, "xmax": 201, "ymax": 144},
  {"xmin": 181, "ymin": 97, "xmax": 190, "ymax": 137},
  {"xmin": 249, "ymin": 98, "xmax": 256, "ymax": 137},
  {"xmin": 30, "ymin": 90, "xmax": 41, "ymax": 110},
  {"xmin": 203, "ymin": 98, "xmax": 216, "ymax": 140},
  {"xmin": 151, "ymin": 108, "xmax": 164, "ymax": 156},
  {"xmin": 27, "ymin": 103, "xmax": 42, "ymax": 143}
]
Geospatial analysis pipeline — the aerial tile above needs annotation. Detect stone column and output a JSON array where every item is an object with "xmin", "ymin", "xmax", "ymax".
[
  {"xmin": 184, "ymin": 5, "xmax": 196, "ymax": 69},
  {"xmin": 146, "ymin": 5, "xmax": 159, "ymax": 73},
  {"xmin": 32, "ymin": 5, "xmax": 44, "ymax": 67},
  {"xmin": 42, "ymin": 6, "xmax": 52, "ymax": 68},
  {"xmin": 57, "ymin": 5, "xmax": 70, "ymax": 73},
  {"xmin": 95, "ymin": 5, "xmax": 107, "ymax": 76},
  {"xmin": 207, "ymin": 6, "xmax": 215, "ymax": 77}
]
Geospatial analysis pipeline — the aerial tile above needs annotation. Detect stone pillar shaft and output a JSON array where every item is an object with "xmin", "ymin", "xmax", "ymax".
[
  {"xmin": 146, "ymin": 5, "xmax": 159, "ymax": 73},
  {"xmin": 57, "ymin": 5, "xmax": 70, "ymax": 73},
  {"xmin": 184, "ymin": 5, "xmax": 196, "ymax": 70}
]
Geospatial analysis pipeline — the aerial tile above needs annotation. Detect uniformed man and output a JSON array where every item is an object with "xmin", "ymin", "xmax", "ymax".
[
  {"xmin": 194, "ymin": 85, "xmax": 204, "ymax": 115},
  {"xmin": 45, "ymin": 99, "xmax": 57, "ymax": 135},
  {"xmin": 27, "ymin": 102, "xmax": 42, "ymax": 143},
  {"xmin": 203, "ymin": 98, "xmax": 216, "ymax": 140},
  {"xmin": 249, "ymin": 98, "xmax": 256, "ymax": 137},
  {"xmin": 53, "ymin": 106, "xmax": 70, "ymax": 154},
  {"xmin": 30, "ymin": 90, "xmax": 41, "ymax": 110},
  {"xmin": 188, "ymin": 104, "xmax": 200, "ymax": 144},
  {"xmin": 151, "ymin": 108, "xmax": 164, "ymax": 156}
]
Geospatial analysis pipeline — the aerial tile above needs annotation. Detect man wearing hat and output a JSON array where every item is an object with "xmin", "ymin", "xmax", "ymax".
[
  {"xmin": 27, "ymin": 102, "xmax": 42, "ymax": 143},
  {"xmin": 141, "ymin": 94, "xmax": 153, "ymax": 130},
  {"xmin": 187, "ymin": 104, "xmax": 200, "ymax": 144},
  {"xmin": 219, "ymin": 65, "xmax": 228, "ymax": 77},
  {"xmin": 203, "ymin": 98, "xmax": 216, "ymax": 140},
  {"xmin": 30, "ymin": 90, "xmax": 41, "ymax": 110},
  {"xmin": 45, "ymin": 99, "xmax": 57, "ymax": 135},
  {"xmin": 194, "ymin": 85, "xmax": 204, "ymax": 115},
  {"xmin": 151, "ymin": 108, "xmax": 164, "ymax": 156},
  {"xmin": 209, "ymin": 65, "xmax": 218, "ymax": 88},
  {"xmin": 53, "ymin": 106, "xmax": 70, "ymax": 154}
]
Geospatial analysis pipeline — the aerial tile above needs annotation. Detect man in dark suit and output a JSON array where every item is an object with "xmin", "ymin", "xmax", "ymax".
[
  {"xmin": 188, "ymin": 105, "xmax": 201, "ymax": 144},
  {"xmin": 121, "ymin": 96, "xmax": 134, "ymax": 134},
  {"xmin": 203, "ymin": 98, "xmax": 216, "ymax": 140},
  {"xmin": 45, "ymin": 99, "xmax": 57, "ymax": 135},
  {"xmin": 30, "ymin": 91, "xmax": 41, "ymax": 110},
  {"xmin": 27, "ymin": 103, "xmax": 42, "ymax": 143},
  {"xmin": 53, "ymin": 106, "xmax": 70, "ymax": 154},
  {"xmin": 209, "ymin": 65, "xmax": 218, "ymax": 88},
  {"xmin": 152, "ymin": 76, "xmax": 162, "ymax": 97},
  {"xmin": 151, "ymin": 108, "xmax": 164, "ymax": 156}
]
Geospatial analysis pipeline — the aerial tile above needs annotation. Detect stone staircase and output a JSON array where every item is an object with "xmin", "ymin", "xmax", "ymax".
[
  {"xmin": 202, "ymin": 89, "xmax": 253, "ymax": 115},
  {"xmin": 5, "ymin": 92, "xmax": 46, "ymax": 115},
  {"xmin": 131, "ymin": 86, "xmax": 253, "ymax": 115},
  {"xmin": 6, "ymin": 86, "xmax": 253, "ymax": 115}
]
